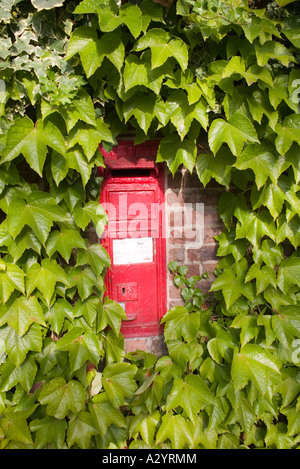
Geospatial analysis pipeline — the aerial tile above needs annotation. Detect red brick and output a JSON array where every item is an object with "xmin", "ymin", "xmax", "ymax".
[
  {"xmin": 199, "ymin": 244, "xmax": 219, "ymax": 261},
  {"xmin": 125, "ymin": 338, "xmax": 148, "ymax": 353},
  {"xmin": 169, "ymin": 284, "xmax": 182, "ymax": 300},
  {"xmin": 204, "ymin": 227, "xmax": 223, "ymax": 244},
  {"xmin": 185, "ymin": 264, "xmax": 200, "ymax": 276},
  {"xmin": 149, "ymin": 336, "xmax": 168, "ymax": 356},
  {"xmin": 187, "ymin": 248, "xmax": 201, "ymax": 262},
  {"xmin": 169, "ymin": 229, "xmax": 197, "ymax": 244},
  {"xmin": 169, "ymin": 248, "xmax": 185, "ymax": 262},
  {"xmin": 168, "ymin": 299, "xmax": 184, "ymax": 308},
  {"xmin": 197, "ymin": 190, "xmax": 220, "ymax": 206},
  {"xmin": 202, "ymin": 261, "xmax": 219, "ymax": 278},
  {"xmin": 204, "ymin": 206, "xmax": 223, "ymax": 227}
]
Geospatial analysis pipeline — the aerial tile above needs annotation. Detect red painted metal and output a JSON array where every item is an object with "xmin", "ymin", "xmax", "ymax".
[{"xmin": 99, "ymin": 140, "xmax": 166, "ymax": 337}]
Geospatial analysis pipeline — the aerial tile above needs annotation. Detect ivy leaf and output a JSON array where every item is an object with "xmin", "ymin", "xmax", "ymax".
[
  {"xmin": 166, "ymin": 375, "xmax": 215, "ymax": 423},
  {"xmin": 36, "ymin": 338, "xmax": 68, "ymax": 375},
  {"xmin": 281, "ymin": 16, "xmax": 300, "ymax": 49},
  {"xmin": 129, "ymin": 411, "xmax": 160, "ymax": 447},
  {"xmin": 278, "ymin": 368, "xmax": 300, "ymax": 409},
  {"xmin": 31, "ymin": 0, "xmax": 65, "ymax": 10},
  {"xmin": 275, "ymin": 114, "xmax": 300, "ymax": 155},
  {"xmin": 134, "ymin": 28, "xmax": 188, "ymax": 71},
  {"xmin": 157, "ymin": 133, "xmax": 197, "ymax": 174},
  {"xmin": 0, "ymin": 356, "xmax": 37, "ymax": 393},
  {"xmin": 211, "ymin": 258, "xmax": 254, "ymax": 310},
  {"xmin": 276, "ymin": 214, "xmax": 300, "ymax": 249},
  {"xmin": 73, "ymin": 296, "xmax": 99, "ymax": 328},
  {"xmin": 67, "ymin": 411, "xmax": 98, "ymax": 449},
  {"xmin": 123, "ymin": 52, "xmax": 170, "ymax": 95},
  {"xmin": 272, "ymin": 308, "xmax": 300, "ymax": 350},
  {"xmin": 210, "ymin": 269, "xmax": 243, "ymax": 310},
  {"xmin": 73, "ymin": 201, "xmax": 107, "ymax": 231},
  {"xmin": 102, "ymin": 362, "xmax": 137, "ymax": 408},
  {"xmin": 7, "ymin": 227, "xmax": 41, "ymax": 263},
  {"xmin": 67, "ymin": 27, "xmax": 125, "ymax": 76},
  {"xmin": 56, "ymin": 327, "xmax": 102, "ymax": 373},
  {"xmin": 247, "ymin": 89, "xmax": 278, "ymax": 131},
  {"xmin": 38, "ymin": 378, "xmax": 86, "ymax": 420},
  {"xmin": 65, "ymin": 148, "xmax": 92, "ymax": 187},
  {"xmin": 30, "ymin": 417, "xmax": 67, "ymax": 450},
  {"xmin": 97, "ymin": 298, "xmax": 127, "ymax": 336},
  {"xmin": 252, "ymin": 239, "xmax": 282, "ymax": 268},
  {"xmin": 68, "ymin": 121, "xmax": 114, "ymax": 161},
  {"xmin": 166, "ymin": 90, "xmax": 208, "ymax": 138},
  {"xmin": 119, "ymin": 4, "xmax": 143, "ymax": 39},
  {"xmin": 230, "ymin": 314, "xmax": 260, "ymax": 347},
  {"xmin": 282, "ymin": 406, "xmax": 300, "ymax": 438},
  {"xmin": 216, "ymin": 229, "xmax": 247, "ymax": 262},
  {"xmin": 104, "ymin": 329, "xmax": 125, "ymax": 365},
  {"xmin": 208, "ymin": 113, "xmax": 259, "ymax": 156},
  {"xmin": 231, "ymin": 344, "xmax": 281, "ymax": 398},
  {"xmin": 6, "ymin": 192, "xmax": 67, "ymax": 245},
  {"xmin": 51, "ymin": 151, "xmax": 68, "ymax": 186},
  {"xmin": 196, "ymin": 147, "xmax": 235, "ymax": 188},
  {"xmin": 278, "ymin": 175, "xmax": 300, "ymax": 220},
  {"xmin": 68, "ymin": 266, "xmax": 99, "ymax": 301},
  {"xmin": 251, "ymin": 182, "xmax": 285, "ymax": 219},
  {"xmin": 76, "ymin": 244, "xmax": 111, "ymax": 278},
  {"xmin": 74, "ymin": 0, "xmax": 106, "ymax": 14},
  {"xmin": 26, "ymin": 259, "xmax": 69, "ymax": 306},
  {"xmin": 277, "ymin": 257, "xmax": 300, "ymax": 294},
  {"xmin": 89, "ymin": 396, "xmax": 126, "ymax": 439},
  {"xmin": 66, "ymin": 26, "xmax": 103, "ymax": 78},
  {"xmin": 245, "ymin": 263, "xmax": 277, "ymax": 294},
  {"xmin": 161, "ymin": 306, "xmax": 200, "ymax": 343},
  {"xmin": 58, "ymin": 89, "xmax": 96, "ymax": 132},
  {"xmin": 218, "ymin": 192, "xmax": 247, "ymax": 230},
  {"xmin": 207, "ymin": 331, "xmax": 237, "ymax": 364},
  {"xmin": 155, "ymin": 412, "xmax": 193, "ymax": 449},
  {"xmin": 45, "ymin": 229, "xmax": 86, "ymax": 263},
  {"xmin": 5, "ymin": 323, "xmax": 43, "ymax": 367},
  {"xmin": 167, "ymin": 340, "xmax": 191, "ymax": 371},
  {"xmin": 0, "ymin": 295, "xmax": 46, "ymax": 337},
  {"xmin": 241, "ymin": 17, "xmax": 282, "ymax": 44},
  {"xmin": 122, "ymin": 91, "xmax": 156, "ymax": 134},
  {"xmin": 0, "ymin": 262, "xmax": 25, "ymax": 303},
  {"xmin": 235, "ymin": 143, "xmax": 279, "ymax": 189},
  {"xmin": 0, "ymin": 409, "xmax": 33, "ymax": 446},
  {"xmin": 255, "ymin": 40, "xmax": 295, "ymax": 67},
  {"xmin": 46, "ymin": 298, "xmax": 74, "ymax": 335},
  {"xmin": 1, "ymin": 117, "xmax": 65, "ymax": 176},
  {"xmin": 235, "ymin": 209, "xmax": 276, "ymax": 249},
  {"xmin": 96, "ymin": 32, "xmax": 125, "ymax": 72}
]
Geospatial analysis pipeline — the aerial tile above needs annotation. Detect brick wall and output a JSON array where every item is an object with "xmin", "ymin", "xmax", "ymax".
[{"xmin": 165, "ymin": 167, "xmax": 224, "ymax": 309}]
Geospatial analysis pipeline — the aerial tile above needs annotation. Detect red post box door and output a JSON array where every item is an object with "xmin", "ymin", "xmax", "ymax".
[{"xmin": 100, "ymin": 171, "xmax": 166, "ymax": 337}]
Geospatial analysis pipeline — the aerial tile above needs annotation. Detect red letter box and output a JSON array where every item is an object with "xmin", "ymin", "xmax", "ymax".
[{"xmin": 99, "ymin": 141, "xmax": 166, "ymax": 337}]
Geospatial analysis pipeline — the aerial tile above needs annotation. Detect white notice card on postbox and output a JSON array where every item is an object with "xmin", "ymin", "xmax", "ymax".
[{"xmin": 113, "ymin": 237, "xmax": 153, "ymax": 265}]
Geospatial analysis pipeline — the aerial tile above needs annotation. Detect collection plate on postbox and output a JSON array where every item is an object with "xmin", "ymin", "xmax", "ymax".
[{"xmin": 99, "ymin": 140, "xmax": 167, "ymax": 337}]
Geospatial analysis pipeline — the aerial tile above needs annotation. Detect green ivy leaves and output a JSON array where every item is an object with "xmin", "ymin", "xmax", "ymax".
[
  {"xmin": 1, "ymin": 117, "xmax": 65, "ymax": 177},
  {"xmin": 208, "ymin": 113, "xmax": 259, "ymax": 157}
]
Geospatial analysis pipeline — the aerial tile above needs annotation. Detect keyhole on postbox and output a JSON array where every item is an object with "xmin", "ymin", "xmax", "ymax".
[{"xmin": 122, "ymin": 287, "xmax": 126, "ymax": 295}]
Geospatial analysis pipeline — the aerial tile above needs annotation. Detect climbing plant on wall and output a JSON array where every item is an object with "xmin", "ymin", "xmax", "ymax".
[{"xmin": 0, "ymin": 0, "xmax": 300, "ymax": 449}]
